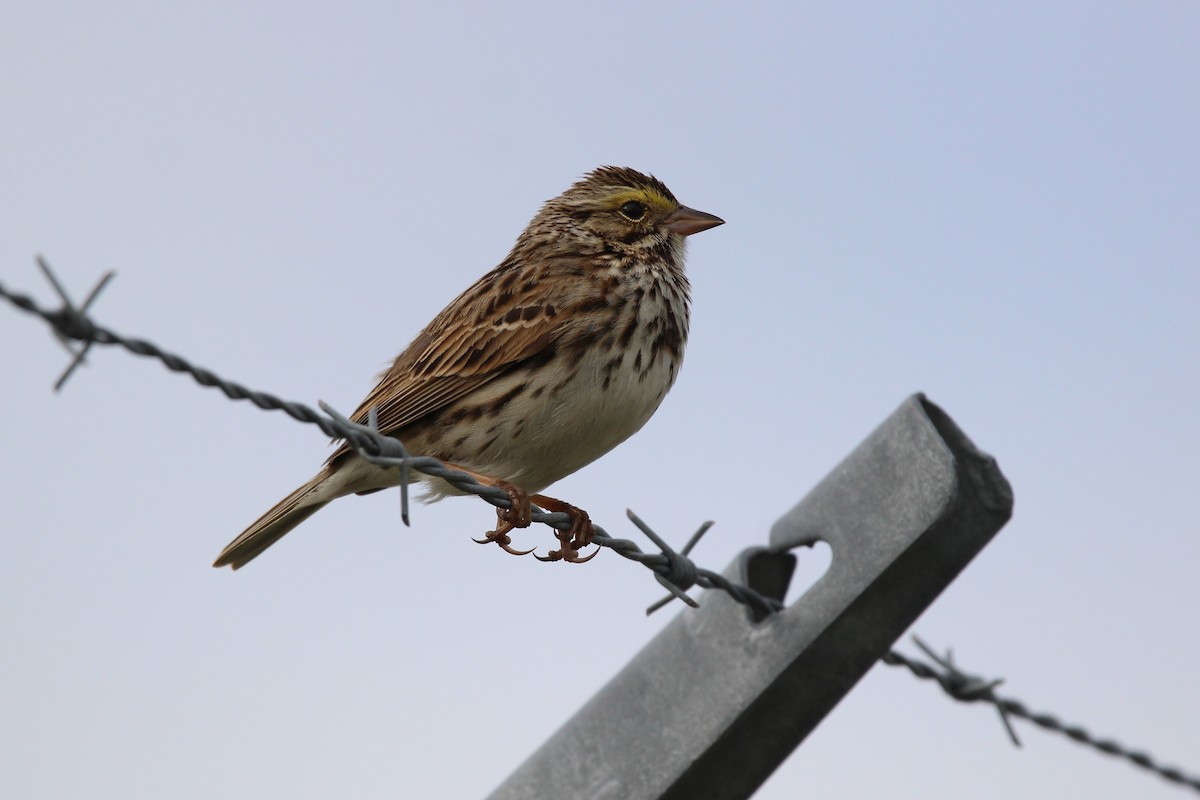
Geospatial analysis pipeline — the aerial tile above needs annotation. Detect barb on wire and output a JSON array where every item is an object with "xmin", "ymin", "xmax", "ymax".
[
  {"xmin": 34, "ymin": 255, "xmax": 115, "ymax": 391},
  {"xmin": 884, "ymin": 637, "xmax": 1200, "ymax": 795},
  {"xmin": 0, "ymin": 259, "xmax": 784, "ymax": 620},
  {"xmin": 910, "ymin": 635, "xmax": 1020, "ymax": 746},
  {"xmin": 630, "ymin": 511, "xmax": 712, "ymax": 615}
]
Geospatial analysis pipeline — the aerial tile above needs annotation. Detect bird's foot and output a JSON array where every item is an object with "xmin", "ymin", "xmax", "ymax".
[
  {"xmin": 472, "ymin": 480, "xmax": 535, "ymax": 556},
  {"xmin": 532, "ymin": 496, "xmax": 598, "ymax": 564}
]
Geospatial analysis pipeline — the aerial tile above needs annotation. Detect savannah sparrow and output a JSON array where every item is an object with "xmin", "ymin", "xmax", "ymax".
[{"xmin": 213, "ymin": 166, "xmax": 723, "ymax": 570}]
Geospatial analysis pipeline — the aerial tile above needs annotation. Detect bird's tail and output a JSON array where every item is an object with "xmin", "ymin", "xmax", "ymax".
[{"xmin": 213, "ymin": 468, "xmax": 334, "ymax": 570}]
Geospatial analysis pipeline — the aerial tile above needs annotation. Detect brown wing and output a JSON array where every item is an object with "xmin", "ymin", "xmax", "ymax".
[{"xmin": 328, "ymin": 260, "xmax": 571, "ymax": 461}]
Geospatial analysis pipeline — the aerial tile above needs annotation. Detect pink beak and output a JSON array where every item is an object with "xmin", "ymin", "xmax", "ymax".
[{"xmin": 665, "ymin": 205, "xmax": 725, "ymax": 236}]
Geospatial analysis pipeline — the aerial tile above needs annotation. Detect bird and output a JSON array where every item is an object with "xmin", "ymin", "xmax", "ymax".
[{"xmin": 213, "ymin": 166, "xmax": 723, "ymax": 570}]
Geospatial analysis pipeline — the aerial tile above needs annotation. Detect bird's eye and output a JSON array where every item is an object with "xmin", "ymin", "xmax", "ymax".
[{"xmin": 619, "ymin": 200, "xmax": 647, "ymax": 221}]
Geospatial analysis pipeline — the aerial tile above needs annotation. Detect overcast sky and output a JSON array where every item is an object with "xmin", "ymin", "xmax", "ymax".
[{"xmin": 3, "ymin": 3, "xmax": 1198, "ymax": 799}]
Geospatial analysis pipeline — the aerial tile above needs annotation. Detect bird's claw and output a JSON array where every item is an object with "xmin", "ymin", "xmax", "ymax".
[
  {"xmin": 495, "ymin": 481, "xmax": 532, "ymax": 528},
  {"xmin": 535, "ymin": 544, "xmax": 600, "ymax": 563},
  {"xmin": 532, "ymin": 501, "xmax": 597, "ymax": 563},
  {"xmin": 466, "ymin": 480, "xmax": 598, "ymax": 564},
  {"xmin": 473, "ymin": 523, "xmax": 537, "ymax": 557},
  {"xmin": 473, "ymin": 480, "xmax": 535, "ymax": 556}
]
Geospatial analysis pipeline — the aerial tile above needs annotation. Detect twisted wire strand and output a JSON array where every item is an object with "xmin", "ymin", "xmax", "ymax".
[
  {"xmin": 884, "ymin": 642, "xmax": 1200, "ymax": 794},
  {"xmin": 0, "ymin": 264, "xmax": 782, "ymax": 619}
]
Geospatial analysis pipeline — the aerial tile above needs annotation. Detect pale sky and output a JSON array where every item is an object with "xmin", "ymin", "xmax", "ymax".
[{"xmin": 3, "ymin": 3, "xmax": 1198, "ymax": 798}]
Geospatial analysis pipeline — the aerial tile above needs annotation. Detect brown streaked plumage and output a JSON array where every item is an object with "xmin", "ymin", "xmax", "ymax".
[{"xmin": 213, "ymin": 166, "xmax": 723, "ymax": 570}]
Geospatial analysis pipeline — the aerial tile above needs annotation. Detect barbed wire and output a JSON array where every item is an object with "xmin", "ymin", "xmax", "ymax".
[
  {"xmin": 885, "ymin": 637, "xmax": 1200, "ymax": 794},
  {"xmin": 0, "ymin": 258, "xmax": 781, "ymax": 618},
  {"xmin": 4, "ymin": 259, "xmax": 1197, "ymax": 794}
]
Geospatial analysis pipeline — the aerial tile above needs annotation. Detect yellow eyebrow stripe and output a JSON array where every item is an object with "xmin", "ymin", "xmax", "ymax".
[{"xmin": 604, "ymin": 188, "xmax": 677, "ymax": 214}]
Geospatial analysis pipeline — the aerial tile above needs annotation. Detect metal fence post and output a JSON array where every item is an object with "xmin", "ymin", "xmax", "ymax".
[{"xmin": 486, "ymin": 394, "xmax": 1013, "ymax": 800}]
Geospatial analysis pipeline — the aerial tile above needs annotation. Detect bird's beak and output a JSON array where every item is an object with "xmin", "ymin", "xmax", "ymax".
[{"xmin": 665, "ymin": 205, "xmax": 725, "ymax": 236}]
